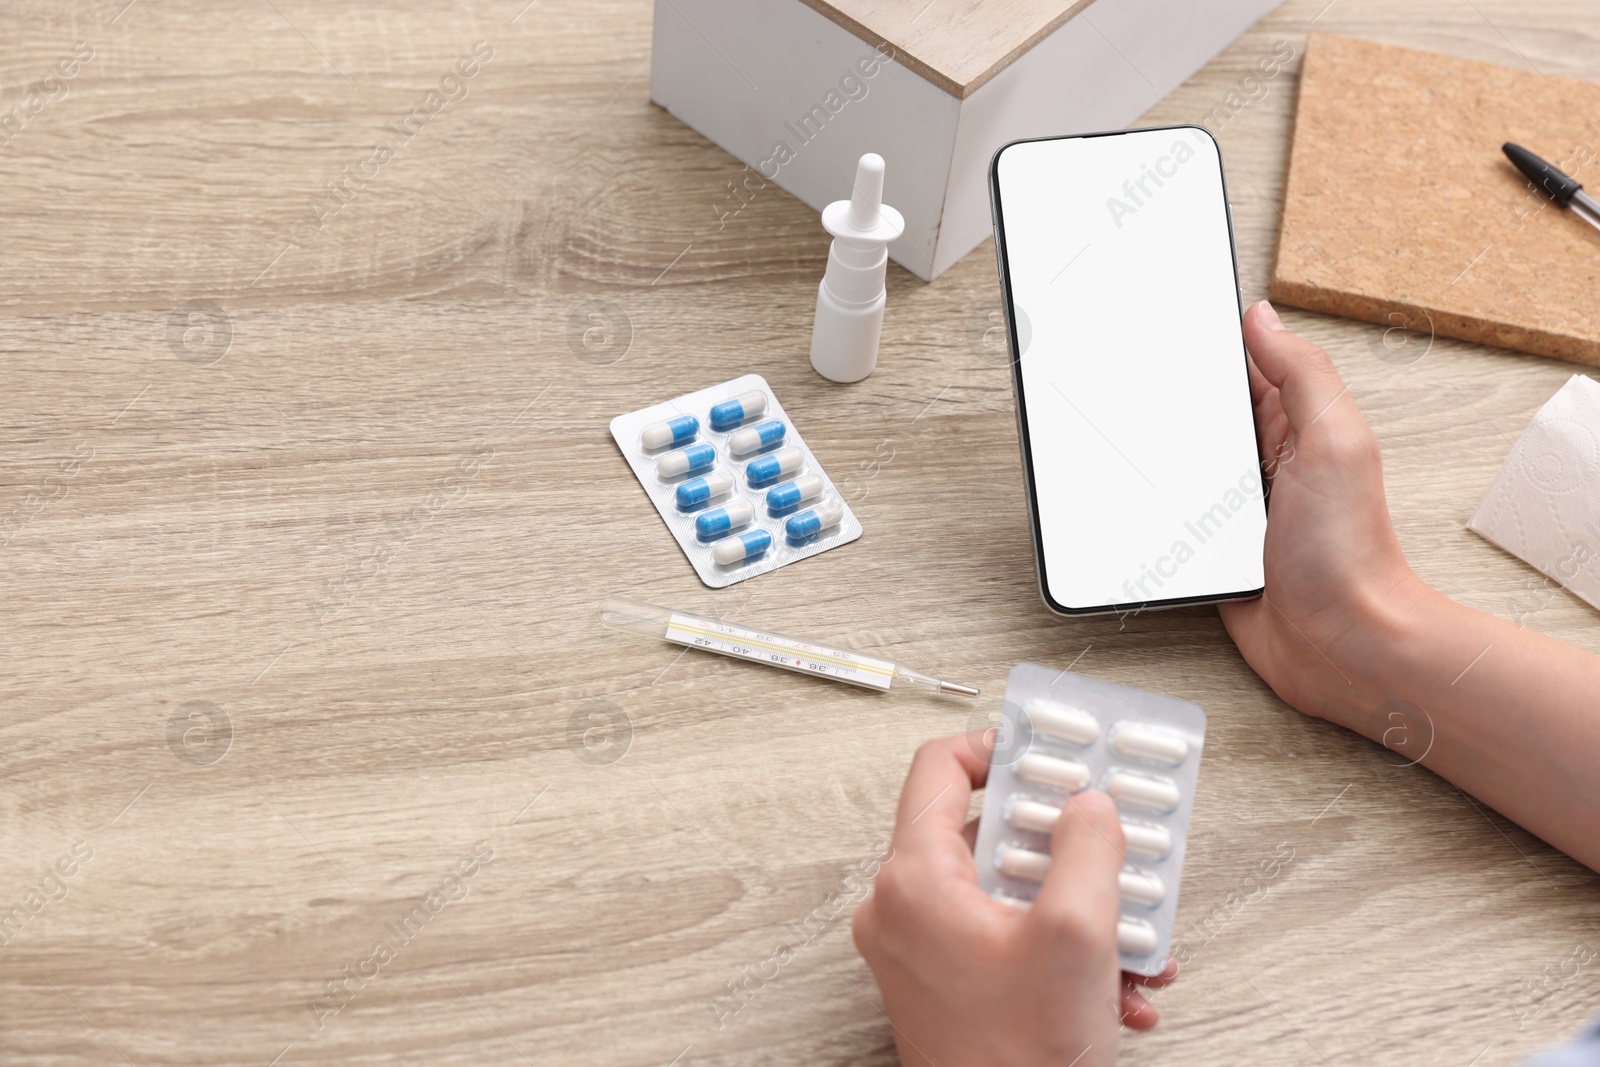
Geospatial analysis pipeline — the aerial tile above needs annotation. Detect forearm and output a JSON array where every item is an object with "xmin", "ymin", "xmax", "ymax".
[{"xmin": 1344, "ymin": 584, "xmax": 1600, "ymax": 870}]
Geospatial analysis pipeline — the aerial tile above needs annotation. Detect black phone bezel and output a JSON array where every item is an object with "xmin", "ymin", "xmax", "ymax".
[{"xmin": 988, "ymin": 125, "xmax": 1267, "ymax": 617}]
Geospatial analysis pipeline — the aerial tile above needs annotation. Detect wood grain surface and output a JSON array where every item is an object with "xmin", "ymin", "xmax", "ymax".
[
  {"xmin": 1271, "ymin": 34, "xmax": 1600, "ymax": 366},
  {"xmin": 2, "ymin": 2, "xmax": 1598, "ymax": 1066}
]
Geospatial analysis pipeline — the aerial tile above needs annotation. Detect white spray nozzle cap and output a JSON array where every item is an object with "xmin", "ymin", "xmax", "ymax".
[
  {"xmin": 822, "ymin": 153, "xmax": 903, "ymax": 245},
  {"xmin": 847, "ymin": 153, "xmax": 886, "ymax": 229}
]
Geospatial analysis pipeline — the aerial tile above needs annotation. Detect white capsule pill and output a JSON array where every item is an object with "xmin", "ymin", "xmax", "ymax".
[
  {"xmin": 999, "ymin": 850, "xmax": 1164, "ymax": 909},
  {"xmin": 1118, "ymin": 868, "xmax": 1167, "ymax": 907},
  {"xmin": 1120, "ymin": 821, "xmax": 1173, "ymax": 860},
  {"xmin": 785, "ymin": 499, "xmax": 844, "ymax": 541},
  {"xmin": 1113, "ymin": 724, "xmax": 1189, "ymax": 765},
  {"xmin": 746, "ymin": 446, "xmax": 804, "ymax": 488},
  {"xmin": 711, "ymin": 528, "xmax": 773, "ymax": 565},
  {"xmin": 993, "ymin": 895, "xmax": 1164, "ymax": 955},
  {"xmin": 1118, "ymin": 917, "xmax": 1159, "ymax": 956},
  {"xmin": 1106, "ymin": 772, "xmax": 1181, "ymax": 813},
  {"xmin": 1009, "ymin": 800, "xmax": 1173, "ymax": 860},
  {"xmin": 675, "ymin": 470, "xmax": 736, "ymax": 509},
  {"xmin": 640, "ymin": 414, "xmax": 698, "ymax": 450},
  {"xmin": 1024, "ymin": 698, "xmax": 1101, "ymax": 745},
  {"xmin": 657, "ymin": 443, "xmax": 716, "ymax": 479},
  {"xmin": 766, "ymin": 474, "xmax": 824, "ymax": 511},
  {"xmin": 1009, "ymin": 799, "xmax": 1060, "ymax": 835},
  {"xmin": 727, "ymin": 419, "xmax": 786, "ymax": 456},
  {"xmin": 709, "ymin": 390, "xmax": 768, "ymax": 430},
  {"xmin": 1018, "ymin": 753, "xmax": 1090, "ymax": 792},
  {"xmin": 694, "ymin": 498, "xmax": 755, "ymax": 541},
  {"xmin": 998, "ymin": 846, "xmax": 1050, "ymax": 882}
]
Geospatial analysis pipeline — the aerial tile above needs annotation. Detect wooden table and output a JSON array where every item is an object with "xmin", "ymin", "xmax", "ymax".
[{"xmin": 3, "ymin": 1, "xmax": 1597, "ymax": 1064}]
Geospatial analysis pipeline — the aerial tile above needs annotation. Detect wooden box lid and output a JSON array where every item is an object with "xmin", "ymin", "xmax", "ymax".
[{"xmin": 797, "ymin": 0, "xmax": 1096, "ymax": 98}]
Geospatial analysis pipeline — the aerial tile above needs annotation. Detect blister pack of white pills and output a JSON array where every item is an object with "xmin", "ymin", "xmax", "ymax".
[
  {"xmin": 973, "ymin": 663, "xmax": 1207, "ymax": 976},
  {"xmin": 610, "ymin": 374, "xmax": 862, "ymax": 588}
]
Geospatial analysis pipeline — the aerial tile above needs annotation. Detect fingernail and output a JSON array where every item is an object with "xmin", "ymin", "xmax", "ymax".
[{"xmin": 1254, "ymin": 300, "xmax": 1284, "ymax": 331}]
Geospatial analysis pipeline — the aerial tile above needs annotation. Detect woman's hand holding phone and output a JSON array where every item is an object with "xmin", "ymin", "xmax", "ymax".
[
  {"xmin": 1223, "ymin": 301, "xmax": 1600, "ymax": 871},
  {"xmin": 1217, "ymin": 300, "xmax": 1429, "ymax": 723}
]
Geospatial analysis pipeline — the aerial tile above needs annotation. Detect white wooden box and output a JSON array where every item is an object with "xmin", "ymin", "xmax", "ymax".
[{"xmin": 651, "ymin": 0, "xmax": 1282, "ymax": 280}]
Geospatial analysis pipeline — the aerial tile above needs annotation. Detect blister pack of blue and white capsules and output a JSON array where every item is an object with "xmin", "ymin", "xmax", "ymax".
[
  {"xmin": 973, "ymin": 663, "xmax": 1207, "ymax": 977},
  {"xmin": 609, "ymin": 374, "xmax": 862, "ymax": 588}
]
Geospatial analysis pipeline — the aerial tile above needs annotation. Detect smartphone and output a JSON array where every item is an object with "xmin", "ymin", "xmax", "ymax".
[{"xmin": 989, "ymin": 126, "xmax": 1266, "ymax": 616}]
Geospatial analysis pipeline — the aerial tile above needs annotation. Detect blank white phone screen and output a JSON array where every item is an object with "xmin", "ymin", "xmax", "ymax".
[{"xmin": 994, "ymin": 129, "xmax": 1266, "ymax": 612}]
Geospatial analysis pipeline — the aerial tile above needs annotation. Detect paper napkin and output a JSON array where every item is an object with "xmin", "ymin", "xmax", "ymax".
[{"xmin": 1469, "ymin": 375, "xmax": 1600, "ymax": 612}]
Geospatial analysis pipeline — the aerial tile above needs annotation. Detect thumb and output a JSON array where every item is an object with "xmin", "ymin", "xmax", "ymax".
[
  {"xmin": 1028, "ymin": 790, "xmax": 1124, "ymax": 942},
  {"xmin": 1243, "ymin": 301, "xmax": 1351, "ymax": 431}
]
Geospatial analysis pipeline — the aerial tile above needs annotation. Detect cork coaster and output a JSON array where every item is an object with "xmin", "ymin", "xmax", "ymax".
[{"xmin": 1270, "ymin": 34, "xmax": 1600, "ymax": 367}]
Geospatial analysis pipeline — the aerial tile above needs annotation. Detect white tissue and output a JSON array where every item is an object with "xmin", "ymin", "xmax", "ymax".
[{"xmin": 1468, "ymin": 375, "xmax": 1600, "ymax": 613}]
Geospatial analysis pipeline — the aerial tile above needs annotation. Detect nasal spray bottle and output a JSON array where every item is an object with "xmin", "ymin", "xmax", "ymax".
[{"xmin": 809, "ymin": 153, "xmax": 904, "ymax": 383}]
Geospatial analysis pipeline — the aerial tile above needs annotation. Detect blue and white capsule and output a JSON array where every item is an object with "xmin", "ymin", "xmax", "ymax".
[
  {"xmin": 785, "ymin": 499, "xmax": 845, "ymax": 541},
  {"xmin": 675, "ymin": 470, "xmax": 735, "ymax": 509},
  {"xmin": 695, "ymin": 499, "xmax": 755, "ymax": 541},
  {"xmin": 727, "ymin": 419, "xmax": 786, "ymax": 456},
  {"xmin": 657, "ymin": 443, "xmax": 716, "ymax": 479},
  {"xmin": 745, "ymin": 445, "xmax": 803, "ymax": 487},
  {"xmin": 709, "ymin": 390, "xmax": 768, "ymax": 431},
  {"xmin": 712, "ymin": 528, "xmax": 773, "ymax": 565},
  {"xmin": 766, "ymin": 474, "xmax": 824, "ymax": 512},
  {"xmin": 640, "ymin": 414, "xmax": 699, "ymax": 450}
]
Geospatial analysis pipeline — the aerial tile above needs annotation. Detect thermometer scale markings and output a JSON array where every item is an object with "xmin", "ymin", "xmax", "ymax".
[{"xmin": 663, "ymin": 615, "xmax": 895, "ymax": 689}]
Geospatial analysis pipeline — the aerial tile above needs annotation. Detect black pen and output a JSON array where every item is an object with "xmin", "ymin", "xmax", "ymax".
[{"xmin": 1504, "ymin": 142, "xmax": 1600, "ymax": 234}]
